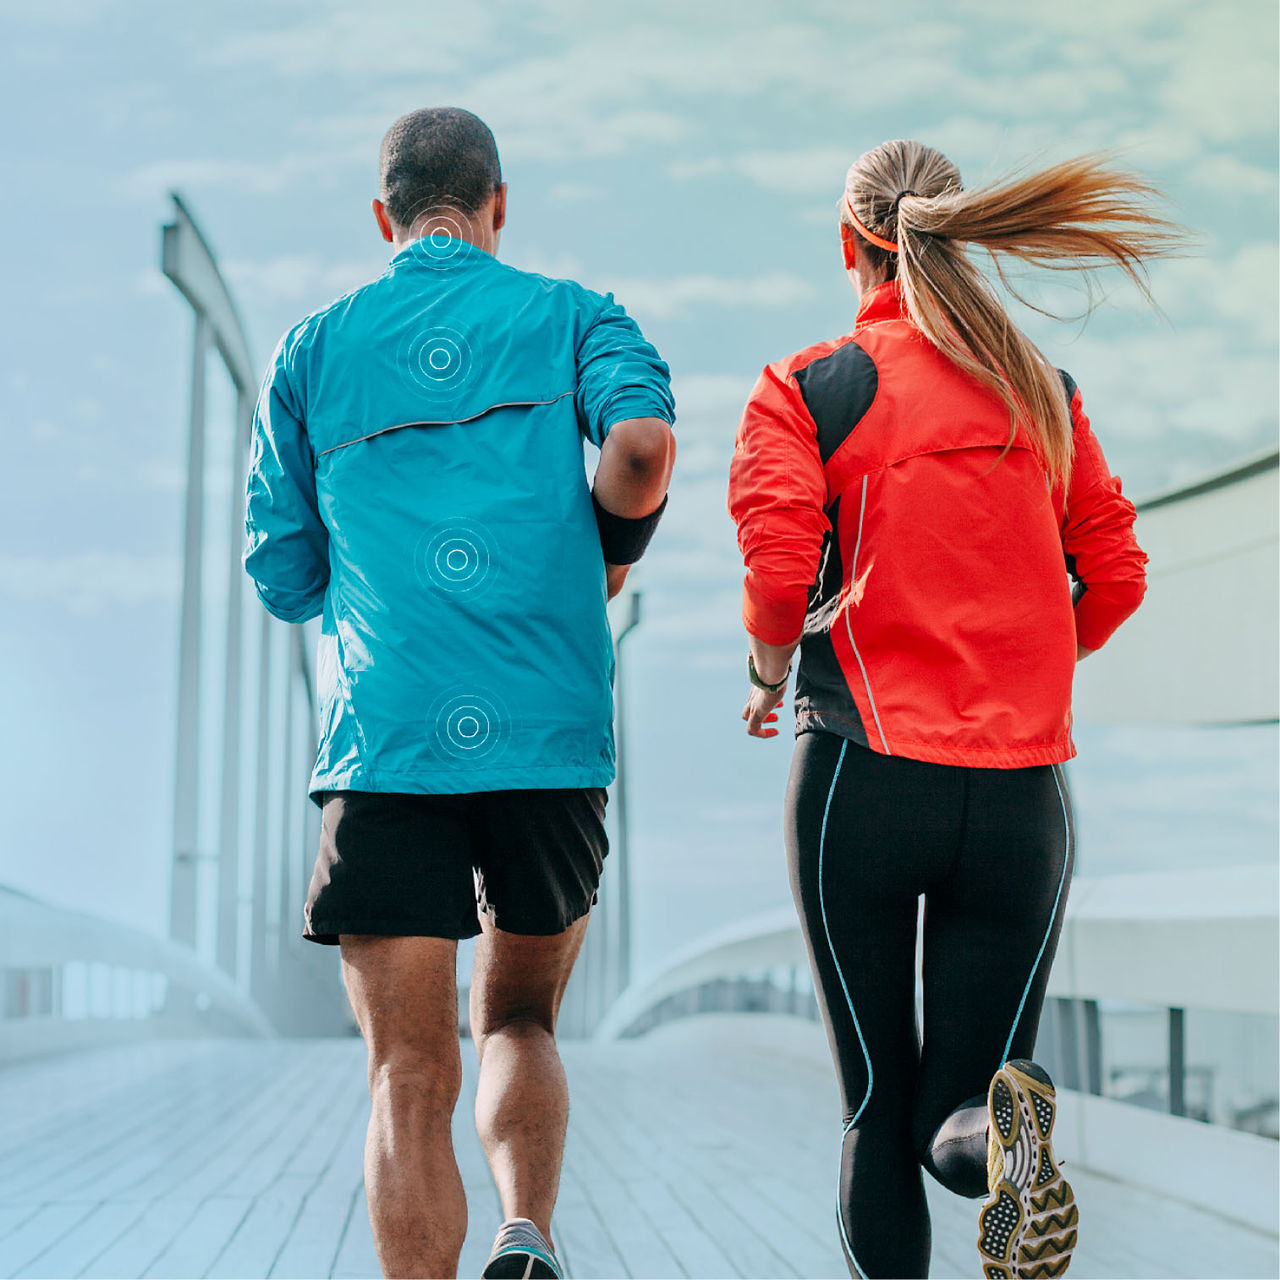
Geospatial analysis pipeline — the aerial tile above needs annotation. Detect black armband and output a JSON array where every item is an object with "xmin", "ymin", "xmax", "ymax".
[{"xmin": 592, "ymin": 491, "xmax": 668, "ymax": 565}]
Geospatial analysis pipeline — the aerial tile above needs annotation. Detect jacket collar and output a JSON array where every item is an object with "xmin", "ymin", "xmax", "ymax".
[
  {"xmin": 390, "ymin": 233, "xmax": 489, "ymax": 269},
  {"xmin": 855, "ymin": 278, "xmax": 906, "ymax": 330}
]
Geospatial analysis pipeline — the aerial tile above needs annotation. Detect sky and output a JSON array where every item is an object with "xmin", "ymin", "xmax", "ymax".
[{"xmin": 0, "ymin": 0, "xmax": 1276, "ymax": 976}]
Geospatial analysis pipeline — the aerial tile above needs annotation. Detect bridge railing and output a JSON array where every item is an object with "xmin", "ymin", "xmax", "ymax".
[{"xmin": 0, "ymin": 885, "xmax": 273, "ymax": 1063}]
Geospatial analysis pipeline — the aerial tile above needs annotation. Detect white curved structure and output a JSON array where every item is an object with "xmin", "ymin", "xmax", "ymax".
[
  {"xmin": 597, "ymin": 866, "xmax": 1279, "ymax": 1041},
  {"xmin": 594, "ymin": 906, "xmax": 807, "ymax": 1041},
  {"xmin": 1072, "ymin": 451, "xmax": 1278, "ymax": 725},
  {"xmin": 0, "ymin": 885, "xmax": 272, "ymax": 1062}
]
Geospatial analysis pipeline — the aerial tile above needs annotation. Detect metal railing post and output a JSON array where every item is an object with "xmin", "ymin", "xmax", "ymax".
[
  {"xmin": 250, "ymin": 607, "xmax": 272, "ymax": 1001},
  {"xmin": 276, "ymin": 638, "xmax": 296, "ymax": 973},
  {"xmin": 170, "ymin": 310, "xmax": 209, "ymax": 950},
  {"xmin": 1169, "ymin": 1006, "xmax": 1187, "ymax": 1117},
  {"xmin": 612, "ymin": 591, "xmax": 641, "ymax": 1000},
  {"xmin": 215, "ymin": 393, "xmax": 250, "ymax": 977}
]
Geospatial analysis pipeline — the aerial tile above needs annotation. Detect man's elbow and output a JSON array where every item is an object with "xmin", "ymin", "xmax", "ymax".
[{"xmin": 607, "ymin": 416, "xmax": 676, "ymax": 486}]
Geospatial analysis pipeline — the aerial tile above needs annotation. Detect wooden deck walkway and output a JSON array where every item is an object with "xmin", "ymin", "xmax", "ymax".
[{"xmin": 0, "ymin": 1016, "xmax": 1276, "ymax": 1279}]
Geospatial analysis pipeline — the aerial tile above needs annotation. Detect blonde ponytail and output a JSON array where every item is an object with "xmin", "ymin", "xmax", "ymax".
[{"xmin": 842, "ymin": 141, "xmax": 1186, "ymax": 486}]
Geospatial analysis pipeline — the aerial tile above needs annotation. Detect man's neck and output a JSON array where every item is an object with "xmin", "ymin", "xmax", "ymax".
[{"xmin": 396, "ymin": 208, "xmax": 496, "ymax": 257}]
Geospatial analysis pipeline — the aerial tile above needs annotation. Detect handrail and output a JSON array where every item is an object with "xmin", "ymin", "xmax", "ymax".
[
  {"xmin": 0, "ymin": 886, "xmax": 272, "ymax": 1062},
  {"xmin": 161, "ymin": 193, "xmax": 255, "ymax": 394},
  {"xmin": 1136, "ymin": 448, "xmax": 1278, "ymax": 513}
]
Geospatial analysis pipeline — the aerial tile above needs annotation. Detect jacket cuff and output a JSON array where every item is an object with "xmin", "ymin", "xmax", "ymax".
[
  {"xmin": 742, "ymin": 578, "xmax": 807, "ymax": 646},
  {"xmin": 601, "ymin": 390, "xmax": 675, "ymax": 432},
  {"xmin": 1074, "ymin": 584, "xmax": 1143, "ymax": 651},
  {"xmin": 251, "ymin": 579, "xmax": 325, "ymax": 624}
]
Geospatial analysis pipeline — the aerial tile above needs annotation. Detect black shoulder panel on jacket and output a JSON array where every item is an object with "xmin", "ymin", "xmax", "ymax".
[
  {"xmin": 1058, "ymin": 369, "xmax": 1079, "ymax": 405},
  {"xmin": 794, "ymin": 341, "xmax": 878, "ymax": 465}
]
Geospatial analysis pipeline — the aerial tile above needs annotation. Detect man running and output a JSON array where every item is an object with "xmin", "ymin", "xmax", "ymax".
[{"xmin": 244, "ymin": 106, "xmax": 675, "ymax": 1279}]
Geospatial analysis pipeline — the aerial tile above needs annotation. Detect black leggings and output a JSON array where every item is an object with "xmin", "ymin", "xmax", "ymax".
[{"xmin": 785, "ymin": 731, "xmax": 1074, "ymax": 1280}]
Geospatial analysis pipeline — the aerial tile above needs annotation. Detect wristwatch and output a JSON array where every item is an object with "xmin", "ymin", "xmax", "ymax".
[{"xmin": 748, "ymin": 654, "xmax": 791, "ymax": 693}]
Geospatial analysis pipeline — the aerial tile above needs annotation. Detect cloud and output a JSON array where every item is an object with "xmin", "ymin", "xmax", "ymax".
[
  {"xmin": 1154, "ymin": 3, "xmax": 1279, "ymax": 143},
  {"xmin": 117, "ymin": 149, "xmax": 367, "ymax": 202},
  {"xmin": 1107, "ymin": 242, "xmax": 1280, "ymax": 346},
  {"xmin": 607, "ymin": 272, "xmax": 815, "ymax": 321},
  {"xmin": 671, "ymin": 373, "xmax": 756, "ymax": 422},
  {"xmin": 0, "ymin": 0, "xmax": 119, "ymax": 23},
  {"xmin": 547, "ymin": 181, "xmax": 605, "ymax": 203},
  {"xmin": 1184, "ymin": 153, "xmax": 1279, "ymax": 200},
  {"xmin": 201, "ymin": 2, "xmax": 968, "ymax": 164},
  {"xmin": 223, "ymin": 254, "xmax": 386, "ymax": 308},
  {"xmin": 0, "ymin": 552, "xmax": 180, "ymax": 614},
  {"xmin": 203, "ymin": 3, "xmax": 499, "ymax": 78},
  {"xmin": 671, "ymin": 146, "xmax": 852, "ymax": 196},
  {"xmin": 1043, "ymin": 321, "xmax": 1278, "ymax": 478},
  {"xmin": 500, "ymin": 252, "xmax": 817, "ymax": 321},
  {"xmin": 505, "ymin": 248, "xmax": 587, "ymax": 279}
]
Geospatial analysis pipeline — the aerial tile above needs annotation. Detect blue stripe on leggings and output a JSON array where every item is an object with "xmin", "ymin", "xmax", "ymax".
[
  {"xmin": 817, "ymin": 739, "xmax": 874, "ymax": 1277},
  {"xmin": 999, "ymin": 763, "xmax": 1072, "ymax": 1066}
]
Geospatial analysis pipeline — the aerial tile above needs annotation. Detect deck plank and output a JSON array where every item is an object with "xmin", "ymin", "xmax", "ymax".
[
  {"xmin": 1, "ymin": 1023, "xmax": 1276, "ymax": 1280},
  {"xmin": 19, "ymin": 1202, "xmax": 143, "ymax": 1280},
  {"xmin": 552, "ymin": 1180, "xmax": 629, "ymax": 1280},
  {"xmin": 0, "ymin": 1204, "xmax": 100, "ymax": 1280},
  {"xmin": 140, "ymin": 1196, "xmax": 253, "ymax": 1279},
  {"xmin": 330, "ymin": 1186, "xmax": 382, "ymax": 1280},
  {"xmin": 559, "ymin": 1124, "xmax": 687, "ymax": 1277},
  {"xmin": 77, "ymin": 1199, "xmax": 199, "ymax": 1279},
  {"xmin": 206, "ymin": 1178, "xmax": 313, "ymax": 1279},
  {"xmin": 270, "ymin": 1086, "xmax": 369, "ymax": 1279}
]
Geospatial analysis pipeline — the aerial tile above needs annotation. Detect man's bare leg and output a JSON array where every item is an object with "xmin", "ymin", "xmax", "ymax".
[
  {"xmin": 342, "ymin": 935, "xmax": 467, "ymax": 1279},
  {"xmin": 470, "ymin": 914, "xmax": 589, "ymax": 1245}
]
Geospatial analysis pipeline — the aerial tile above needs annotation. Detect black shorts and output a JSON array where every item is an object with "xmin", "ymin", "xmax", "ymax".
[{"xmin": 304, "ymin": 787, "xmax": 608, "ymax": 944}]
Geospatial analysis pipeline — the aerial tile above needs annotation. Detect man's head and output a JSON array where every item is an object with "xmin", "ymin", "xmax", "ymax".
[{"xmin": 373, "ymin": 107, "xmax": 506, "ymax": 253}]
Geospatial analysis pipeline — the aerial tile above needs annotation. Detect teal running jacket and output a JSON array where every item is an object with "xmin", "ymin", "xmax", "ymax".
[{"xmin": 244, "ymin": 235, "xmax": 674, "ymax": 800}]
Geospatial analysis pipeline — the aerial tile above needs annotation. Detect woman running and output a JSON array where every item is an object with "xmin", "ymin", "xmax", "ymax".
[{"xmin": 728, "ymin": 140, "xmax": 1180, "ymax": 1279}]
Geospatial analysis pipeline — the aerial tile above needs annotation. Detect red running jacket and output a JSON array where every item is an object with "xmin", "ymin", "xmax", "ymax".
[{"xmin": 728, "ymin": 279, "xmax": 1147, "ymax": 768}]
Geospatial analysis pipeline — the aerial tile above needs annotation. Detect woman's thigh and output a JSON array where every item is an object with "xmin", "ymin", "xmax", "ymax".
[
  {"xmin": 915, "ymin": 762, "xmax": 1074, "ymax": 1146},
  {"xmin": 785, "ymin": 732, "xmax": 966, "ymax": 1123}
]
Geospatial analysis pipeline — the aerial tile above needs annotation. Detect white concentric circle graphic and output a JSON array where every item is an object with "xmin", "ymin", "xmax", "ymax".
[
  {"xmin": 403, "ymin": 323, "xmax": 475, "ymax": 394},
  {"xmin": 414, "ymin": 519, "xmax": 497, "ymax": 595},
  {"xmin": 402, "ymin": 204, "xmax": 469, "ymax": 270},
  {"xmin": 428, "ymin": 689, "xmax": 510, "ymax": 763}
]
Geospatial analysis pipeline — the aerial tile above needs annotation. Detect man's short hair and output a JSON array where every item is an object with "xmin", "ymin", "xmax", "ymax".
[{"xmin": 379, "ymin": 107, "xmax": 502, "ymax": 227}]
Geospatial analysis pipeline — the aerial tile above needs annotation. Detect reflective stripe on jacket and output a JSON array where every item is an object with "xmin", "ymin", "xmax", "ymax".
[
  {"xmin": 245, "ymin": 235, "xmax": 674, "ymax": 799},
  {"xmin": 728, "ymin": 278, "xmax": 1146, "ymax": 768}
]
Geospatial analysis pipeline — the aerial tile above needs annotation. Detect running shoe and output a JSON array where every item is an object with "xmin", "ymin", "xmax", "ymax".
[
  {"xmin": 481, "ymin": 1218, "xmax": 563, "ymax": 1279},
  {"xmin": 977, "ymin": 1059, "xmax": 1078, "ymax": 1279}
]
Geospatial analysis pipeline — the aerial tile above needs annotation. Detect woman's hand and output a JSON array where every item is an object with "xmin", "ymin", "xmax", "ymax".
[
  {"xmin": 742, "ymin": 635, "xmax": 799, "ymax": 738},
  {"xmin": 743, "ymin": 685, "xmax": 786, "ymax": 738}
]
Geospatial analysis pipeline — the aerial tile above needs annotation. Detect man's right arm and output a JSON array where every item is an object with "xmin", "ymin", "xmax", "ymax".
[{"xmin": 244, "ymin": 338, "xmax": 330, "ymax": 623}]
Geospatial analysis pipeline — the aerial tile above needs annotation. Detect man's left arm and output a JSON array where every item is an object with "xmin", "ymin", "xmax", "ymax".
[
  {"xmin": 243, "ymin": 344, "xmax": 330, "ymax": 623},
  {"xmin": 575, "ymin": 296, "xmax": 676, "ymax": 597}
]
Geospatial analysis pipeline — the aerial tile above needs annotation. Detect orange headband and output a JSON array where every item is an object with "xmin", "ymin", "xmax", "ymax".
[{"xmin": 843, "ymin": 193, "xmax": 899, "ymax": 253}]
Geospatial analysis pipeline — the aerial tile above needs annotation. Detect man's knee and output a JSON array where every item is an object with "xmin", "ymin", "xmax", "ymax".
[
  {"xmin": 367, "ymin": 1048, "xmax": 463, "ymax": 1117},
  {"xmin": 469, "ymin": 918, "xmax": 587, "ymax": 1044},
  {"xmin": 471, "ymin": 1002, "xmax": 557, "ymax": 1046}
]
